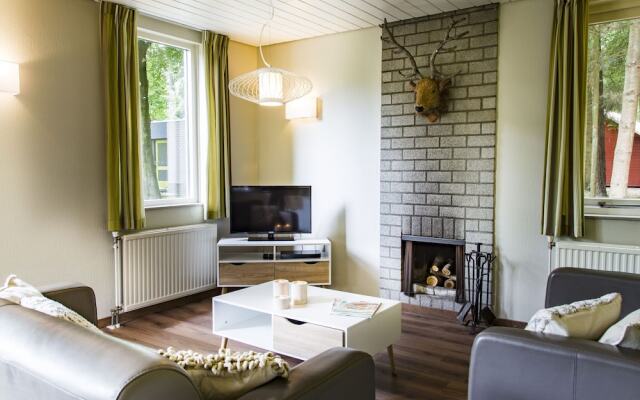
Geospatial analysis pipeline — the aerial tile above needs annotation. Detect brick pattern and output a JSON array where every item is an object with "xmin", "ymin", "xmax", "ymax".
[{"xmin": 379, "ymin": 5, "xmax": 498, "ymax": 311}]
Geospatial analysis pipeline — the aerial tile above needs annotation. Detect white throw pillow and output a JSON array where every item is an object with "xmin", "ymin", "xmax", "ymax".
[
  {"xmin": 525, "ymin": 292, "xmax": 622, "ymax": 340},
  {"xmin": 0, "ymin": 274, "xmax": 41, "ymax": 303},
  {"xmin": 0, "ymin": 274, "xmax": 101, "ymax": 334},
  {"xmin": 159, "ymin": 347, "xmax": 289, "ymax": 400},
  {"xmin": 599, "ymin": 308, "xmax": 640, "ymax": 350},
  {"xmin": 20, "ymin": 295, "xmax": 102, "ymax": 334}
]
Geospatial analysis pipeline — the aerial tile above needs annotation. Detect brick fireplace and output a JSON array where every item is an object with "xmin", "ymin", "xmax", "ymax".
[{"xmin": 379, "ymin": 4, "xmax": 498, "ymax": 311}]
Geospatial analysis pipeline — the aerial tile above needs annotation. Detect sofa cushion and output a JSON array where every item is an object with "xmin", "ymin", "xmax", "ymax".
[
  {"xmin": 0, "ymin": 275, "xmax": 101, "ymax": 334},
  {"xmin": 159, "ymin": 347, "xmax": 289, "ymax": 400},
  {"xmin": 599, "ymin": 308, "xmax": 640, "ymax": 350},
  {"xmin": 525, "ymin": 292, "xmax": 621, "ymax": 339}
]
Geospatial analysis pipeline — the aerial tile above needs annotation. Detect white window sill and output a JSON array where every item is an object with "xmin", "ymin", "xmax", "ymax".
[
  {"xmin": 585, "ymin": 198, "xmax": 640, "ymax": 220},
  {"xmin": 144, "ymin": 202, "xmax": 202, "ymax": 210}
]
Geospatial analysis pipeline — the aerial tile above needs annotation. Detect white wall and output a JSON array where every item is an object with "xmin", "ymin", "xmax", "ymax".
[
  {"xmin": 255, "ymin": 28, "xmax": 382, "ymax": 295},
  {"xmin": 0, "ymin": 0, "xmax": 256, "ymax": 318},
  {"xmin": 494, "ymin": 0, "xmax": 555, "ymax": 321}
]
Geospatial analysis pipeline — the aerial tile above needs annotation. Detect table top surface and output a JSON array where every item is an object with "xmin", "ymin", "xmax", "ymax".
[{"xmin": 213, "ymin": 282, "xmax": 401, "ymax": 330}]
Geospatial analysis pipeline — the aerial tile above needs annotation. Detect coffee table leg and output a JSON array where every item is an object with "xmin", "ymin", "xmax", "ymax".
[
  {"xmin": 387, "ymin": 345, "xmax": 397, "ymax": 376},
  {"xmin": 218, "ymin": 287, "xmax": 229, "ymax": 350}
]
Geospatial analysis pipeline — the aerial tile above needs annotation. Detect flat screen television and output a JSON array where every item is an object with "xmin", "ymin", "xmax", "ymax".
[{"xmin": 230, "ymin": 186, "xmax": 312, "ymax": 236}]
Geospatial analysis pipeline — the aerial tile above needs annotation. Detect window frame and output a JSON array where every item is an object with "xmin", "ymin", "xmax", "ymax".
[
  {"xmin": 584, "ymin": 7, "xmax": 640, "ymax": 219},
  {"xmin": 137, "ymin": 27, "xmax": 202, "ymax": 209}
]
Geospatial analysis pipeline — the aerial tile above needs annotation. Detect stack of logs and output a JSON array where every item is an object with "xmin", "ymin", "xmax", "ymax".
[{"xmin": 425, "ymin": 256, "xmax": 456, "ymax": 289}]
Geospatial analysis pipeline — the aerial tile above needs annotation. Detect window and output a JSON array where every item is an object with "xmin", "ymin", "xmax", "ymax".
[
  {"xmin": 585, "ymin": 17, "xmax": 640, "ymax": 218},
  {"xmin": 137, "ymin": 30, "xmax": 199, "ymax": 207}
]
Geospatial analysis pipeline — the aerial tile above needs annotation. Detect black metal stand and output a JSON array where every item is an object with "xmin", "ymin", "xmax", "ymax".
[{"xmin": 456, "ymin": 243, "xmax": 496, "ymax": 333}]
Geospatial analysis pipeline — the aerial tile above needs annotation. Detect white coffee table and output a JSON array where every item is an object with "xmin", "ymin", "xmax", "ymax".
[{"xmin": 212, "ymin": 282, "xmax": 401, "ymax": 373}]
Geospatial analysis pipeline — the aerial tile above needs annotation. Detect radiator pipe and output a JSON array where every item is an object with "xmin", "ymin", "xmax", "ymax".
[
  {"xmin": 108, "ymin": 232, "xmax": 123, "ymax": 330},
  {"xmin": 547, "ymin": 236, "xmax": 556, "ymax": 275}
]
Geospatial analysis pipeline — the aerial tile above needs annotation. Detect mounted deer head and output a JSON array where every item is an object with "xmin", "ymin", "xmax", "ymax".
[{"xmin": 382, "ymin": 18, "xmax": 469, "ymax": 122}]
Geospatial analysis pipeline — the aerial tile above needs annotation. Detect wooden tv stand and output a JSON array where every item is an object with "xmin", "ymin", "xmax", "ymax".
[{"xmin": 216, "ymin": 238, "xmax": 332, "ymax": 288}]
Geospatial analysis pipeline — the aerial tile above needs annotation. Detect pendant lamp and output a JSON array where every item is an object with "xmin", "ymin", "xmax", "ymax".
[{"xmin": 228, "ymin": 3, "xmax": 312, "ymax": 106}]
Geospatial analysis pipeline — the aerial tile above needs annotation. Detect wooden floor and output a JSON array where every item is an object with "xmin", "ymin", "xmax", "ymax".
[{"xmin": 106, "ymin": 298, "xmax": 476, "ymax": 400}]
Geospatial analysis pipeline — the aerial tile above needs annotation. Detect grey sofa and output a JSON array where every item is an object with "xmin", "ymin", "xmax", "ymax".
[
  {"xmin": 0, "ymin": 283, "xmax": 375, "ymax": 400},
  {"xmin": 469, "ymin": 267, "xmax": 640, "ymax": 400}
]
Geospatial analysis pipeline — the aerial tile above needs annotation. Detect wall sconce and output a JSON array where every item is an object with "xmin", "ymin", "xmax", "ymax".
[
  {"xmin": 0, "ymin": 61, "xmax": 20, "ymax": 95},
  {"xmin": 285, "ymin": 96, "xmax": 317, "ymax": 120}
]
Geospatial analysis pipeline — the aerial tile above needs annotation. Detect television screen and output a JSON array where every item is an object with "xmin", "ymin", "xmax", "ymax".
[{"xmin": 230, "ymin": 186, "xmax": 312, "ymax": 234}]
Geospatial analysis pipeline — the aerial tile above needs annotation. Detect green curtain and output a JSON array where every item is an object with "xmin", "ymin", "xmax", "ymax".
[
  {"xmin": 203, "ymin": 31, "xmax": 231, "ymax": 220},
  {"xmin": 542, "ymin": 0, "xmax": 588, "ymax": 238},
  {"xmin": 101, "ymin": 2, "xmax": 145, "ymax": 231}
]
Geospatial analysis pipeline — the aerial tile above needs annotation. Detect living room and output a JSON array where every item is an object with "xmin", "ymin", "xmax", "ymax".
[{"xmin": 1, "ymin": 0, "xmax": 639, "ymax": 399}]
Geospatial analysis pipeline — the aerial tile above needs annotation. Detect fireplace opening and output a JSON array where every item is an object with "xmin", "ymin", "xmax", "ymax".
[{"xmin": 401, "ymin": 235, "xmax": 465, "ymax": 304}]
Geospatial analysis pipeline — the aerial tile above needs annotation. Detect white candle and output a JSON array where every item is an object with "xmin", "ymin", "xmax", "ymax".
[
  {"xmin": 273, "ymin": 279, "xmax": 289, "ymax": 297},
  {"xmin": 290, "ymin": 281, "xmax": 308, "ymax": 306},
  {"xmin": 273, "ymin": 295, "xmax": 290, "ymax": 310}
]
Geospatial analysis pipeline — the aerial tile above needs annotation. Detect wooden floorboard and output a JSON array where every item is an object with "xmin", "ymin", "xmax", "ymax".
[{"xmin": 105, "ymin": 298, "xmax": 476, "ymax": 400}]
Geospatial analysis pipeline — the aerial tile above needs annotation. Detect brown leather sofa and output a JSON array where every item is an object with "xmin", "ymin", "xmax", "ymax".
[
  {"xmin": 0, "ymin": 283, "xmax": 375, "ymax": 400},
  {"xmin": 469, "ymin": 268, "xmax": 640, "ymax": 400}
]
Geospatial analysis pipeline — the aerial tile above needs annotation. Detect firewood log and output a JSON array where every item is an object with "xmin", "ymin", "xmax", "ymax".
[
  {"xmin": 442, "ymin": 264, "xmax": 452, "ymax": 276},
  {"xmin": 426, "ymin": 275, "xmax": 440, "ymax": 287},
  {"xmin": 430, "ymin": 256, "xmax": 446, "ymax": 273},
  {"xmin": 444, "ymin": 278, "xmax": 456, "ymax": 289},
  {"xmin": 413, "ymin": 283, "xmax": 428, "ymax": 294}
]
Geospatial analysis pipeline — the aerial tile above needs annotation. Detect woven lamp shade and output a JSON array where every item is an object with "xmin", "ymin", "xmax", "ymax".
[{"xmin": 229, "ymin": 67, "xmax": 312, "ymax": 106}]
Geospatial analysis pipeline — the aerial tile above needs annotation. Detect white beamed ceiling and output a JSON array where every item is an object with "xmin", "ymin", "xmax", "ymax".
[{"xmin": 115, "ymin": 0, "xmax": 501, "ymax": 46}]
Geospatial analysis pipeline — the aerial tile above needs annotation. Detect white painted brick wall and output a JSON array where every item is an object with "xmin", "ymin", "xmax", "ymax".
[{"xmin": 380, "ymin": 4, "xmax": 498, "ymax": 311}]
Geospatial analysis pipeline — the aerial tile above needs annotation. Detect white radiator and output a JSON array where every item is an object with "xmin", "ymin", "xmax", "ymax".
[
  {"xmin": 554, "ymin": 241, "xmax": 640, "ymax": 274},
  {"xmin": 115, "ymin": 224, "xmax": 217, "ymax": 312}
]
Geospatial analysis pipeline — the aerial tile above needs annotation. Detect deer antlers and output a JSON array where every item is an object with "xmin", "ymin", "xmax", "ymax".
[
  {"xmin": 381, "ymin": 17, "xmax": 469, "ymax": 81},
  {"xmin": 429, "ymin": 17, "xmax": 469, "ymax": 79},
  {"xmin": 381, "ymin": 18, "xmax": 423, "ymax": 79}
]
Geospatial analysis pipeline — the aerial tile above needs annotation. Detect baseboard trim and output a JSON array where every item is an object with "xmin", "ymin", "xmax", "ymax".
[{"xmin": 98, "ymin": 288, "xmax": 222, "ymax": 328}]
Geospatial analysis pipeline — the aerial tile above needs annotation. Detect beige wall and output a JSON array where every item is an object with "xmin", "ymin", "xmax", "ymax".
[
  {"xmin": 228, "ymin": 41, "xmax": 259, "ymax": 185},
  {"xmin": 494, "ymin": 0, "xmax": 555, "ymax": 321},
  {"xmin": 0, "ymin": 0, "xmax": 114, "ymax": 317},
  {"xmin": 582, "ymin": 218, "xmax": 640, "ymax": 246},
  {"xmin": 0, "ymin": 0, "xmax": 256, "ymax": 318},
  {"xmin": 254, "ymin": 28, "xmax": 382, "ymax": 295}
]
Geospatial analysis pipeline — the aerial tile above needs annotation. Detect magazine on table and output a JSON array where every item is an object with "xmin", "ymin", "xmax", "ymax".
[{"xmin": 331, "ymin": 298, "xmax": 382, "ymax": 319}]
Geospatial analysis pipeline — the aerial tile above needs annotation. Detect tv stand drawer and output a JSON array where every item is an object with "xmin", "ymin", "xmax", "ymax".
[
  {"xmin": 219, "ymin": 263, "xmax": 274, "ymax": 285},
  {"xmin": 275, "ymin": 261, "xmax": 330, "ymax": 284}
]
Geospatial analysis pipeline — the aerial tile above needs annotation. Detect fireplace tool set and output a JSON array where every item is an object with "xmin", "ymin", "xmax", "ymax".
[{"xmin": 457, "ymin": 242, "xmax": 496, "ymax": 333}]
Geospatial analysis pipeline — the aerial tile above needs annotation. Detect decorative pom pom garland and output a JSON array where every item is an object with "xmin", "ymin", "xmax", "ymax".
[{"xmin": 158, "ymin": 347, "xmax": 289, "ymax": 378}]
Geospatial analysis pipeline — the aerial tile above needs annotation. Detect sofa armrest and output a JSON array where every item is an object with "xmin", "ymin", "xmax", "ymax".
[
  {"xmin": 38, "ymin": 283, "xmax": 98, "ymax": 325},
  {"xmin": 0, "ymin": 302, "xmax": 202, "ymax": 400},
  {"xmin": 238, "ymin": 347, "xmax": 375, "ymax": 400},
  {"xmin": 469, "ymin": 327, "xmax": 640, "ymax": 400}
]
